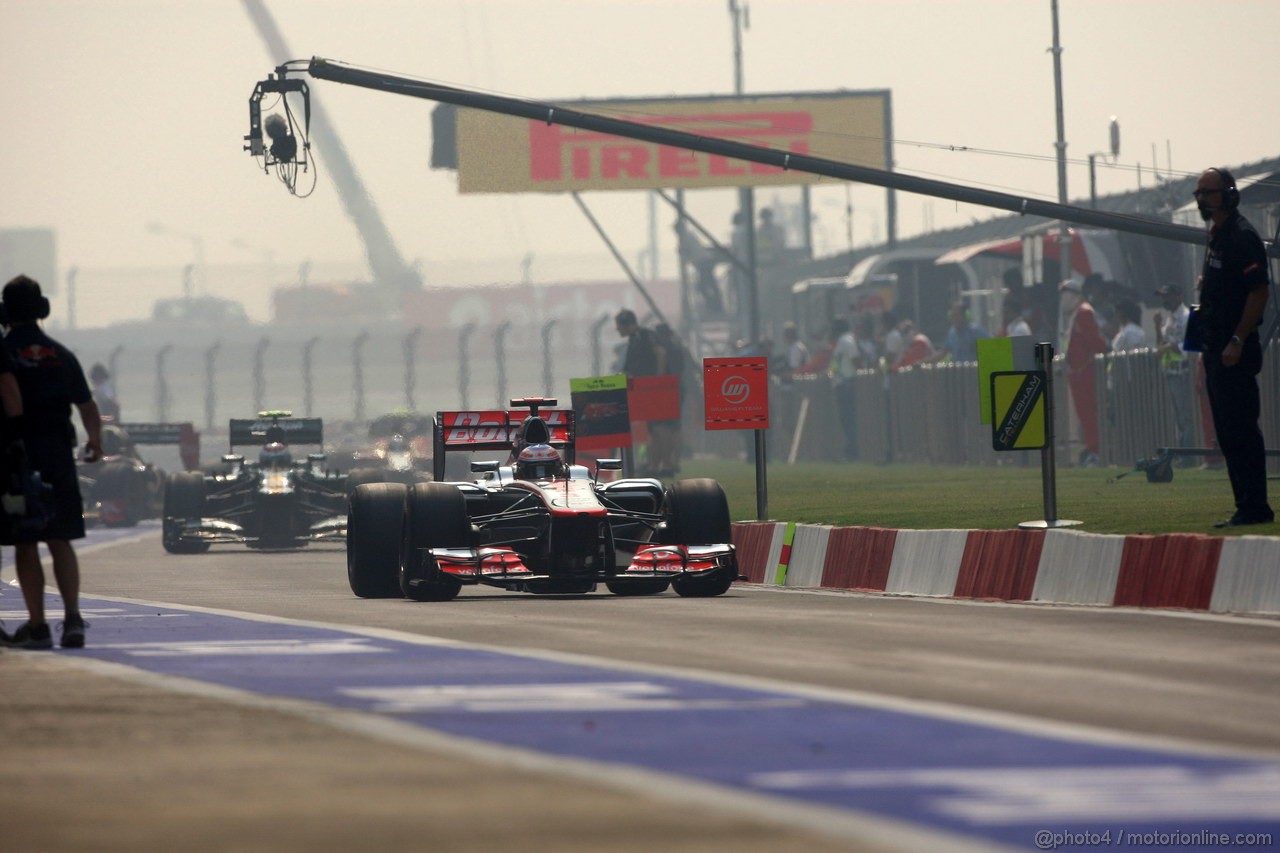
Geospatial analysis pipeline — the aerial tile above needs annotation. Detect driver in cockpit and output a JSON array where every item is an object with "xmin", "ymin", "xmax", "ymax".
[
  {"xmin": 258, "ymin": 441, "xmax": 292, "ymax": 470},
  {"xmin": 514, "ymin": 444, "xmax": 564, "ymax": 481}
]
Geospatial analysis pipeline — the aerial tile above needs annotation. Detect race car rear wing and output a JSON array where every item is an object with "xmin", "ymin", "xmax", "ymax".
[
  {"xmin": 434, "ymin": 408, "xmax": 575, "ymax": 481},
  {"xmin": 118, "ymin": 422, "xmax": 201, "ymax": 471},
  {"xmin": 229, "ymin": 417, "xmax": 324, "ymax": 448}
]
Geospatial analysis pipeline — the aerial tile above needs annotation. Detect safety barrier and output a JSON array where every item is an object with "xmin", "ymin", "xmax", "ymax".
[
  {"xmin": 66, "ymin": 326, "xmax": 1275, "ymax": 474},
  {"xmin": 732, "ymin": 521, "xmax": 1280, "ymax": 615},
  {"xmin": 779, "ymin": 345, "xmax": 1277, "ymax": 471}
]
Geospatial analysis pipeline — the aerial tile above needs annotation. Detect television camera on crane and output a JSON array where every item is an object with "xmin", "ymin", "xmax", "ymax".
[{"xmin": 243, "ymin": 66, "xmax": 313, "ymax": 196}]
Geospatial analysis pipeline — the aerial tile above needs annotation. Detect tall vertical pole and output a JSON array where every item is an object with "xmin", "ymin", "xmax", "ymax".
[
  {"xmin": 729, "ymin": 0, "xmax": 759, "ymax": 346},
  {"xmin": 252, "ymin": 337, "xmax": 270, "ymax": 414},
  {"xmin": 403, "ymin": 326, "xmax": 422, "ymax": 411},
  {"xmin": 155, "ymin": 345, "xmax": 172, "ymax": 423},
  {"xmin": 352, "ymin": 331, "xmax": 369, "ymax": 424},
  {"xmin": 540, "ymin": 320, "xmax": 557, "ymax": 397},
  {"xmin": 458, "ymin": 323, "xmax": 476, "ymax": 410},
  {"xmin": 495, "ymin": 322, "xmax": 511, "ymax": 407},
  {"xmin": 1050, "ymin": 0, "xmax": 1073, "ymax": 287},
  {"xmin": 302, "ymin": 336, "xmax": 318, "ymax": 417},
  {"xmin": 204, "ymin": 341, "xmax": 220, "ymax": 431}
]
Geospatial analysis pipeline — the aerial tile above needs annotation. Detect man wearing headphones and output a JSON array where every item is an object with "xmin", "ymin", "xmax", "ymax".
[
  {"xmin": 1193, "ymin": 167, "xmax": 1273, "ymax": 528},
  {"xmin": 0, "ymin": 275, "xmax": 103, "ymax": 648}
]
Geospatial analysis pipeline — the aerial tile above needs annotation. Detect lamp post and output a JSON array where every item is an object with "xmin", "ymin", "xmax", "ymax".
[
  {"xmin": 155, "ymin": 345, "xmax": 172, "ymax": 422},
  {"xmin": 302, "ymin": 337, "xmax": 319, "ymax": 417},
  {"xmin": 457, "ymin": 323, "xmax": 476, "ymax": 409},
  {"xmin": 495, "ymin": 322, "xmax": 511, "ymax": 407},
  {"xmin": 352, "ymin": 331, "xmax": 369, "ymax": 424},
  {"xmin": 403, "ymin": 326, "xmax": 423, "ymax": 411},
  {"xmin": 204, "ymin": 340, "xmax": 221, "ymax": 431},
  {"xmin": 541, "ymin": 319, "xmax": 557, "ymax": 397},
  {"xmin": 253, "ymin": 337, "xmax": 270, "ymax": 413},
  {"xmin": 147, "ymin": 222, "xmax": 206, "ymax": 293}
]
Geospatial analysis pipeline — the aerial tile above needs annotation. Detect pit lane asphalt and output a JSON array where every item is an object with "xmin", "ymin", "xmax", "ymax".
[{"xmin": 3, "ymin": 526, "xmax": 1278, "ymax": 852}]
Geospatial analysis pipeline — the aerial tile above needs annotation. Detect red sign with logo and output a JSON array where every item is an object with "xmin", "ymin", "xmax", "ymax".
[{"xmin": 703, "ymin": 357, "xmax": 769, "ymax": 431}]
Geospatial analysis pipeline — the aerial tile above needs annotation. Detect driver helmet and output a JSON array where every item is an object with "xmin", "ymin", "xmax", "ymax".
[
  {"xmin": 258, "ymin": 441, "xmax": 293, "ymax": 470},
  {"xmin": 515, "ymin": 443, "xmax": 563, "ymax": 480}
]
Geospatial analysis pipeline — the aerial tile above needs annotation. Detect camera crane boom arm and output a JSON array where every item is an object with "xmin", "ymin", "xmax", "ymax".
[{"xmin": 287, "ymin": 57, "xmax": 1278, "ymax": 259}]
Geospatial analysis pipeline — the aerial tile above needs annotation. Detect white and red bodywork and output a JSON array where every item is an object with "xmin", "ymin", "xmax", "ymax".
[{"xmin": 418, "ymin": 401, "xmax": 737, "ymax": 589}]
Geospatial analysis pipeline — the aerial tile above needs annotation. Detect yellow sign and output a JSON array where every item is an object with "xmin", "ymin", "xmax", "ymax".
[
  {"xmin": 454, "ymin": 92, "xmax": 889, "ymax": 194},
  {"xmin": 991, "ymin": 371, "xmax": 1046, "ymax": 451}
]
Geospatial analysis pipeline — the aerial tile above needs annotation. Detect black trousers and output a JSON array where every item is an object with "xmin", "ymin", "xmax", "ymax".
[{"xmin": 1202, "ymin": 337, "xmax": 1272, "ymax": 519}]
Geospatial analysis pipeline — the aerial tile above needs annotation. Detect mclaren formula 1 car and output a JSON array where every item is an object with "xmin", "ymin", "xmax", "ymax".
[
  {"xmin": 346, "ymin": 397, "xmax": 740, "ymax": 601},
  {"xmin": 162, "ymin": 411, "xmax": 347, "ymax": 553}
]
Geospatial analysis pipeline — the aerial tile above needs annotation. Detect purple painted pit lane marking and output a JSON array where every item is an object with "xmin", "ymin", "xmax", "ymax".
[{"xmin": 26, "ymin": 594, "xmax": 1280, "ymax": 851}]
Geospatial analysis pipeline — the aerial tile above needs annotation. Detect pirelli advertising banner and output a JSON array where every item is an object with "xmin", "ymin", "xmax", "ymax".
[{"xmin": 452, "ymin": 91, "xmax": 890, "ymax": 194}]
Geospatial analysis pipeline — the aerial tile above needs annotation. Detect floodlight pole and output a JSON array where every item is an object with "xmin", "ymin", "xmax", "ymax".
[
  {"xmin": 541, "ymin": 319, "xmax": 557, "ymax": 397},
  {"xmin": 301, "ymin": 336, "xmax": 319, "ymax": 416},
  {"xmin": 457, "ymin": 323, "xmax": 476, "ymax": 409},
  {"xmin": 204, "ymin": 340, "xmax": 220, "ymax": 430},
  {"xmin": 404, "ymin": 325, "xmax": 423, "ymax": 410},
  {"xmin": 253, "ymin": 337, "xmax": 270, "ymax": 414},
  {"xmin": 495, "ymin": 322, "xmax": 511, "ymax": 408},
  {"xmin": 155, "ymin": 345, "xmax": 172, "ymax": 423},
  {"xmin": 352, "ymin": 331, "xmax": 369, "ymax": 424}
]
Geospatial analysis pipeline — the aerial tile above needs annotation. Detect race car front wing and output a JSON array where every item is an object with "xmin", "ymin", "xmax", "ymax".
[{"xmin": 427, "ymin": 542, "xmax": 737, "ymax": 583}]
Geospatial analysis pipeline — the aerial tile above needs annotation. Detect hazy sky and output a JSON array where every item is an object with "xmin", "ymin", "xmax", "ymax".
[{"xmin": 3, "ymin": 0, "xmax": 1278, "ymax": 326}]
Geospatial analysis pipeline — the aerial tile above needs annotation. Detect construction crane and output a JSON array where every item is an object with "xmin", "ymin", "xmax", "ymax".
[{"xmin": 240, "ymin": 0, "xmax": 421, "ymax": 299}]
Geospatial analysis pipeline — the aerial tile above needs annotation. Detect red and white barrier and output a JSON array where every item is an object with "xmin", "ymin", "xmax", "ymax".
[{"xmin": 732, "ymin": 523, "xmax": 1280, "ymax": 615}]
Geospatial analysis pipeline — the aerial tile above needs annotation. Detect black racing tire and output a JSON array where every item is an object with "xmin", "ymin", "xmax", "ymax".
[
  {"xmin": 97, "ymin": 461, "xmax": 140, "ymax": 527},
  {"xmin": 347, "ymin": 483, "xmax": 407, "ymax": 598},
  {"xmin": 162, "ymin": 471, "xmax": 210, "ymax": 554},
  {"xmin": 663, "ymin": 478, "xmax": 731, "ymax": 544},
  {"xmin": 664, "ymin": 478, "xmax": 735, "ymax": 598},
  {"xmin": 345, "ymin": 467, "xmax": 387, "ymax": 494},
  {"xmin": 164, "ymin": 471, "xmax": 206, "ymax": 519},
  {"xmin": 605, "ymin": 580, "xmax": 670, "ymax": 596},
  {"xmin": 400, "ymin": 483, "xmax": 466, "ymax": 602}
]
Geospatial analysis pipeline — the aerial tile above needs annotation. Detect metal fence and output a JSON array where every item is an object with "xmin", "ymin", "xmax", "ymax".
[
  {"xmin": 66, "ymin": 322, "xmax": 1277, "ymax": 473},
  {"xmin": 766, "ymin": 345, "xmax": 1278, "ymax": 472}
]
